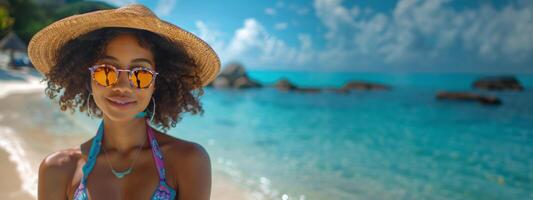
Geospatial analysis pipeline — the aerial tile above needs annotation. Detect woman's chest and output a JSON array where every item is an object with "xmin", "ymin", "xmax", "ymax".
[{"xmin": 68, "ymin": 157, "xmax": 176, "ymax": 200}]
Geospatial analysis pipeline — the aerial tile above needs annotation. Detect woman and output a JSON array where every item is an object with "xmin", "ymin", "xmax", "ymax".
[{"xmin": 28, "ymin": 4, "xmax": 220, "ymax": 200}]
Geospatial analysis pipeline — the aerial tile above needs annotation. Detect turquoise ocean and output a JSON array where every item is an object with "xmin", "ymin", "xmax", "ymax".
[{"xmin": 66, "ymin": 71, "xmax": 533, "ymax": 199}]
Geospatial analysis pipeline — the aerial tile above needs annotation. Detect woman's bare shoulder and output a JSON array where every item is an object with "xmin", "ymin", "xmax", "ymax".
[
  {"xmin": 39, "ymin": 139, "xmax": 92, "ymax": 182},
  {"xmin": 38, "ymin": 142, "xmax": 89, "ymax": 199},
  {"xmin": 38, "ymin": 139, "xmax": 92, "ymax": 181},
  {"xmin": 154, "ymin": 131, "xmax": 211, "ymax": 176},
  {"xmin": 153, "ymin": 131, "xmax": 212, "ymax": 198},
  {"xmin": 154, "ymin": 131, "xmax": 210, "ymax": 161},
  {"xmin": 39, "ymin": 147, "xmax": 82, "ymax": 178}
]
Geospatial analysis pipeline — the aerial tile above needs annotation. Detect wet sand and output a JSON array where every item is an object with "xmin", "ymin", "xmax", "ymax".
[
  {"xmin": 0, "ymin": 149, "xmax": 34, "ymax": 200},
  {"xmin": 0, "ymin": 90, "xmax": 251, "ymax": 199}
]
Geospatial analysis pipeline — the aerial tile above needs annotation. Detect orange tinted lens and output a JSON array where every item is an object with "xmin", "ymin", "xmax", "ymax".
[
  {"xmin": 93, "ymin": 66, "xmax": 117, "ymax": 87},
  {"xmin": 131, "ymin": 69, "xmax": 154, "ymax": 88}
]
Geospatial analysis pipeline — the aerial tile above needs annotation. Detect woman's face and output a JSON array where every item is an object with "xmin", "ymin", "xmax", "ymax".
[{"xmin": 91, "ymin": 34, "xmax": 156, "ymax": 122}]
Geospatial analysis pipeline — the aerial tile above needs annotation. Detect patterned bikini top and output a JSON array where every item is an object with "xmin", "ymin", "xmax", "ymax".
[{"xmin": 73, "ymin": 119, "xmax": 177, "ymax": 200}]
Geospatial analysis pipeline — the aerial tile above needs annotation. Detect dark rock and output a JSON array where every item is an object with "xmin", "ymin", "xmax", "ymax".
[
  {"xmin": 274, "ymin": 78, "xmax": 321, "ymax": 93},
  {"xmin": 212, "ymin": 77, "xmax": 230, "ymax": 88},
  {"xmin": 212, "ymin": 63, "xmax": 262, "ymax": 89},
  {"xmin": 329, "ymin": 80, "xmax": 391, "ymax": 93},
  {"xmin": 219, "ymin": 63, "xmax": 247, "ymax": 81},
  {"xmin": 436, "ymin": 91, "xmax": 502, "ymax": 105},
  {"xmin": 234, "ymin": 76, "xmax": 262, "ymax": 89},
  {"xmin": 473, "ymin": 75, "xmax": 524, "ymax": 91},
  {"xmin": 342, "ymin": 81, "xmax": 391, "ymax": 91},
  {"xmin": 274, "ymin": 78, "xmax": 298, "ymax": 91}
]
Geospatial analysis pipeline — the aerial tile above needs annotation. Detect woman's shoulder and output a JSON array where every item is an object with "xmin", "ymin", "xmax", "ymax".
[
  {"xmin": 153, "ymin": 131, "xmax": 211, "ymax": 175},
  {"xmin": 39, "ymin": 137, "xmax": 93, "ymax": 173},
  {"xmin": 154, "ymin": 130, "xmax": 210, "ymax": 161},
  {"xmin": 39, "ymin": 147, "xmax": 82, "ymax": 178},
  {"xmin": 38, "ymin": 145, "xmax": 86, "ymax": 198},
  {"xmin": 153, "ymin": 131, "xmax": 211, "ymax": 193}
]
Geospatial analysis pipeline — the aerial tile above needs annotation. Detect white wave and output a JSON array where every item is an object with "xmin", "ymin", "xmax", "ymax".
[
  {"xmin": 0, "ymin": 72, "xmax": 45, "ymax": 99},
  {"xmin": 0, "ymin": 126, "xmax": 37, "ymax": 198}
]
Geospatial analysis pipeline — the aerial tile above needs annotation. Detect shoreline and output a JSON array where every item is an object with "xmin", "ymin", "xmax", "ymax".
[
  {"xmin": 0, "ymin": 148, "xmax": 34, "ymax": 200},
  {"xmin": 0, "ymin": 77, "xmax": 251, "ymax": 199}
]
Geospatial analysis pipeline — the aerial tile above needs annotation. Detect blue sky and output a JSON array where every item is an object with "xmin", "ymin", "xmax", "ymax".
[{"xmin": 95, "ymin": 0, "xmax": 533, "ymax": 73}]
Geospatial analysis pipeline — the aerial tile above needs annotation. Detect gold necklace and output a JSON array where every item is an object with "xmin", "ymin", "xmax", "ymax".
[{"xmin": 102, "ymin": 135, "xmax": 146, "ymax": 179}]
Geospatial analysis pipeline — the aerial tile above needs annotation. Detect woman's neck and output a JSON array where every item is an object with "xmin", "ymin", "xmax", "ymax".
[{"xmin": 102, "ymin": 116, "xmax": 148, "ymax": 153}]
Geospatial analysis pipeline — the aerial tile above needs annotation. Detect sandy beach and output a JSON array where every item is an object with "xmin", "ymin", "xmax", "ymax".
[
  {"xmin": 0, "ymin": 74, "xmax": 251, "ymax": 200},
  {"xmin": 0, "ymin": 149, "xmax": 34, "ymax": 200}
]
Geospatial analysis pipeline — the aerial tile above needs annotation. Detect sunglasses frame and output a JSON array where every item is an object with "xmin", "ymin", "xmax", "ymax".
[{"xmin": 89, "ymin": 64, "xmax": 159, "ymax": 89}]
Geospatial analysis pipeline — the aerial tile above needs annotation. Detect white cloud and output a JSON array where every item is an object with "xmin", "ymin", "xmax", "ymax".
[
  {"xmin": 225, "ymin": 19, "xmax": 264, "ymax": 58},
  {"xmin": 194, "ymin": 20, "xmax": 225, "ymax": 54},
  {"xmin": 99, "ymin": 0, "xmax": 137, "ymax": 6},
  {"xmin": 195, "ymin": 18, "xmax": 313, "ymax": 69},
  {"xmin": 274, "ymin": 22, "xmax": 288, "ymax": 30},
  {"xmin": 296, "ymin": 34, "xmax": 313, "ymax": 64},
  {"xmin": 100, "ymin": 0, "xmax": 177, "ymax": 17},
  {"xmin": 288, "ymin": 4, "xmax": 310, "ymax": 16},
  {"xmin": 313, "ymin": 0, "xmax": 533, "ymax": 70},
  {"xmin": 154, "ymin": 0, "xmax": 177, "ymax": 16},
  {"xmin": 298, "ymin": 34, "xmax": 312, "ymax": 50},
  {"xmin": 265, "ymin": 7, "xmax": 277, "ymax": 15}
]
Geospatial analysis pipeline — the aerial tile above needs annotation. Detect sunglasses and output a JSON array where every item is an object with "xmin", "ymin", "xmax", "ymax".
[{"xmin": 89, "ymin": 64, "xmax": 158, "ymax": 89}]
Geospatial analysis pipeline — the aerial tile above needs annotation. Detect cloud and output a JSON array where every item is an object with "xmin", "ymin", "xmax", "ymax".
[
  {"xmin": 274, "ymin": 22, "xmax": 288, "ymax": 30},
  {"xmin": 194, "ymin": 18, "xmax": 313, "ymax": 69},
  {"xmin": 100, "ymin": 0, "xmax": 137, "ymax": 6},
  {"xmin": 100, "ymin": 0, "xmax": 177, "ymax": 17},
  {"xmin": 296, "ymin": 34, "xmax": 314, "ymax": 64},
  {"xmin": 154, "ymin": 0, "xmax": 177, "ymax": 16},
  {"xmin": 226, "ymin": 19, "xmax": 314, "ymax": 67},
  {"xmin": 265, "ymin": 7, "xmax": 277, "ymax": 15},
  {"xmin": 194, "ymin": 20, "xmax": 225, "ymax": 53},
  {"xmin": 313, "ymin": 0, "xmax": 533, "ymax": 71},
  {"xmin": 288, "ymin": 4, "xmax": 310, "ymax": 15}
]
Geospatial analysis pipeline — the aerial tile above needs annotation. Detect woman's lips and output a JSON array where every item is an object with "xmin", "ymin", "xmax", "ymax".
[{"xmin": 106, "ymin": 96, "xmax": 137, "ymax": 109}]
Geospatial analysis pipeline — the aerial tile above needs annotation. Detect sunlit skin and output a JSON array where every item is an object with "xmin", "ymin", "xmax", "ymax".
[{"xmin": 37, "ymin": 34, "xmax": 212, "ymax": 200}]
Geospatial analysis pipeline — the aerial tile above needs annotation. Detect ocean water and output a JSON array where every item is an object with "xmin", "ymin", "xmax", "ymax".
[
  {"xmin": 20, "ymin": 71, "xmax": 533, "ymax": 199},
  {"xmin": 170, "ymin": 72, "xmax": 533, "ymax": 200}
]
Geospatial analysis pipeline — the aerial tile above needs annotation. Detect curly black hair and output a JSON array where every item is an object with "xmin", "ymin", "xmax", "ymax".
[{"xmin": 44, "ymin": 27, "xmax": 205, "ymax": 132}]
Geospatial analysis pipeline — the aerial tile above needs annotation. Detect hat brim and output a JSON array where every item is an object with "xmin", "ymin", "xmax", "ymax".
[{"xmin": 28, "ymin": 8, "xmax": 220, "ymax": 89}]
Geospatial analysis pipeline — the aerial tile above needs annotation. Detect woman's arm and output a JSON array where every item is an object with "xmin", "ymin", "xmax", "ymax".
[
  {"xmin": 38, "ymin": 150, "xmax": 78, "ymax": 200},
  {"xmin": 176, "ymin": 143, "xmax": 212, "ymax": 200}
]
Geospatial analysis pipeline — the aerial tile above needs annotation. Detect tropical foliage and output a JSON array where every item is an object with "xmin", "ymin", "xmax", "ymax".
[{"xmin": 0, "ymin": 0, "xmax": 115, "ymax": 44}]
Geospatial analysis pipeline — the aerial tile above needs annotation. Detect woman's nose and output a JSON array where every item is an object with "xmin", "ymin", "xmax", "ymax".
[{"xmin": 113, "ymin": 70, "xmax": 133, "ymax": 92}]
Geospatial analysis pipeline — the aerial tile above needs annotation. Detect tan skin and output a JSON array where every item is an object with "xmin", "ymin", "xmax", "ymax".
[{"xmin": 37, "ymin": 34, "xmax": 212, "ymax": 200}]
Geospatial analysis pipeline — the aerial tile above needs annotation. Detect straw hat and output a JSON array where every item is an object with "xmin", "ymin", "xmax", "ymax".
[{"xmin": 27, "ymin": 3, "xmax": 220, "ymax": 89}]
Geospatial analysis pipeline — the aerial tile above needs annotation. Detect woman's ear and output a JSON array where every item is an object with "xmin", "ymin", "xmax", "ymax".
[{"xmin": 86, "ymin": 82, "xmax": 92, "ymax": 93}]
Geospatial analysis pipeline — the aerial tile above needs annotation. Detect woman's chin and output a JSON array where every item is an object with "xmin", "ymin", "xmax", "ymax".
[{"xmin": 103, "ymin": 111, "xmax": 140, "ymax": 122}]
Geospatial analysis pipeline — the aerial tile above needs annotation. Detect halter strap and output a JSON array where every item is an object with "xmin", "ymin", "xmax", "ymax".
[
  {"xmin": 80, "ymin": 119, "xmax": 167, "ymax": 184},
  {"xmin": 80, "ymin": 120, "xmax": 104, "ymax": 185},
  {"xmin": 146, "ymin": 120, "xmax": 167, "ymax": 182}
]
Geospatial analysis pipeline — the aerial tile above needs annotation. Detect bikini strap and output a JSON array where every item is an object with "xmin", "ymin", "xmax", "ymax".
[
  {"xmin": 80, "ymin": 120, "xmax": 104, "ymax": 185},
  {"xmin": 80, "ymin": 119, "xmax": 166, "ymax": 184},
  {"xmin": 146, "ymin": 119, "xmax": 167, "ymax": 182}
]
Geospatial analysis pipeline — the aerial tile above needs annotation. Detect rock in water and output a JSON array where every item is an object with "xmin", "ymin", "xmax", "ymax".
[
  {"xmin": 220, "ymin": 63, "xmax": 247, "ymax": 82},
  {"xmin": 274, "ymin": 78, "xmax": 298, "ymax": 91},
  {"xmin": 330, "ymin": 80, "xmax": 391, "ymax": 93},
  {"xmin": 436, "ymin": 91, "xmax": 502, "ymax": 105},
  {"xmin": 212, "ymin": 77, "xmax": 230, "ymax": 88},
  {"xmin": 273, "ymin": 78, "xmax": 321, "ymax": 93},
  {"xmin": 210, "ymin": 63, "xmax": 262, "ymax": 89},
  {"xmin": 234, "ymin": 76, "xmax": 262, "ymax": 89},
  {"xmin": 341, "ymin": 81, "xmax": 391, "ymax": 91},
  {"xmin": 473, "ymin": 75, "xmax": 524, "ymax": 91}
]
